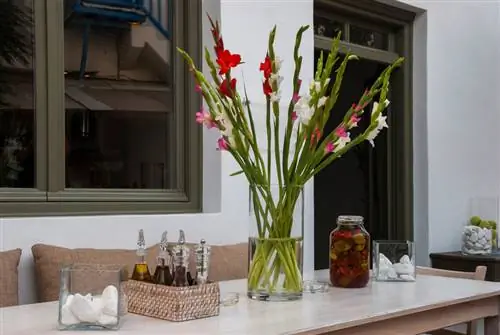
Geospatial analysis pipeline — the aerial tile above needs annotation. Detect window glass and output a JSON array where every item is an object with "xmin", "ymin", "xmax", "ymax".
[
  {"xmin": 314, "ymin": 15, "xmax": 344, "ymax": 40},
  {"xmin": 63, "ymin": 0, "xmax": 174, "ymax": 189},
  {"xmin": 349, "ymin": 25, "xmax": 389, "ymax": 50},
  {"xmin": 0, "ymin": 0, "xmax": 35, "ymax": 188}
]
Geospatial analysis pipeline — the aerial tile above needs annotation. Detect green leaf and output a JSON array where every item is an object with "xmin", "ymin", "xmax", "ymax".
[{"xmin": 230, "ymin": 170, "xmax": 244, "ymax": 177}]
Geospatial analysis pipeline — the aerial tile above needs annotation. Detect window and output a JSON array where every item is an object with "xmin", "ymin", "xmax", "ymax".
[{"xmin": 0, "ymin": 0, "xmax": 202, "ymax": 216}]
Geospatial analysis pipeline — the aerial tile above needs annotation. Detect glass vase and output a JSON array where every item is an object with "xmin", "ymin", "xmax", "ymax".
[
  {"xmin": 373, "ymin": 240, "xmax": 416, "ymax": 282},
  {"xmin": 58, "ymin": 264, "xmax": 124, "ymax": 330},
  {"xmin": 247, "ymin": 184, "xmax": 304, "ymax": 301},
  {"xmin": 329, "ymin": 215, "xmax": 370, "ymax": 288},
  {"xmin": 462, "ymin": 197, "xmax": 499, "ymax": 254}
]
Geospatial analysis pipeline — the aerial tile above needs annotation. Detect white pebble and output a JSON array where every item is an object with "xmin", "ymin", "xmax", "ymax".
[
  {"xmin": 101, "ymin": 285, "xmax": 119, "ymax": 317},
  {"xmin": 69, "ymin": 294, "xmax": 100, "ymax": 323},
  {"xmin": 399, "ymin": 255, "xmax": 411, "ymax": 264},
  {"xmin": 393, "ymin": 263, "xmax": 414, "ymax": 275},
  {"xmin": 98, "ymin": 314, "xmax": 118, "ymax": 326}
]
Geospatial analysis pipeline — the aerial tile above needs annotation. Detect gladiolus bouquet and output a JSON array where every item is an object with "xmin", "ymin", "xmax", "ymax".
[{"xmin": 178, "ymin": 17, "xmax": 403, "ymax": 300}]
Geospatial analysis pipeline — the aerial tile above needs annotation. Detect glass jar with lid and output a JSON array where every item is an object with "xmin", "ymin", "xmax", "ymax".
[{"xmin": 329, "ymin": 215, "xmax": 370, "ymax": 288}]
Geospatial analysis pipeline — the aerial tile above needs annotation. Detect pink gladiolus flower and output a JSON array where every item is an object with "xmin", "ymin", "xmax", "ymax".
[
  {"xmin": 291, "ymin": 111, "xmax": 297, "ymax": 121},
  {"xmin": 292, "ymin": 93, "xmax": 300, "ymax": 103},
  {"xmin": 196, "ymin": 110, "xmax": 216, "ymax": 129},
  {"xmin": 217, "ymin": 137, "xmax": 229, "ymax": 151},
  {"xmin": 350, "ymin": 115, "xmax": 361, "ymax": 127},
  {"xmin": 325, "ymin": 141, "xmax": 335, "ymax": 154},
  {"xmin": 335, "ymin": 126, "xmax": 347, "ymax": 138},
  {"xmin": 195, "ymin": 84, "xmax": 202, "ymax": 92}
]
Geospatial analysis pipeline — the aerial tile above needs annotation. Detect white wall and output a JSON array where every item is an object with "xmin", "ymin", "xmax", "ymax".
[
  {"xmin": 397, "ymin": 0, "xmax": 500, "ymax": 261},
  {"xmin": 3, "ymin": 0, "xmax": 500, "ymax": 305},
  {"xmin": 0, "ymin": 0, "xmax": 315, "ymax": 305}
]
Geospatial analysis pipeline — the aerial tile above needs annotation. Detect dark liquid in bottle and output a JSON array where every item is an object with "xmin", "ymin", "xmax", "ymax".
[
  {"xmin": 153, "ymin": 265, "xmax": 173, "ymax": 286},
  {"xmin": 173, "ymin": 266, "xmax": 188, "ymax": 287}
]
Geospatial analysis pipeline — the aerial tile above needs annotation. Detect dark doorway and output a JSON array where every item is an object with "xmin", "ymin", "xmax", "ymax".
[{"xmin": 313, "ymin": 50, "xmax": 390, "ymax": 270}]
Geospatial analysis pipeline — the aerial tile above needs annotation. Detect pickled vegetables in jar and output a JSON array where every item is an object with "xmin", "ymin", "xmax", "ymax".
[{"xmin": 329, "ymin": 215, "xmax": 370, "ymax": 288}]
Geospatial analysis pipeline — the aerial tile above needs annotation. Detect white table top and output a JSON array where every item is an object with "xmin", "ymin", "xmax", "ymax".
[{"xmin": 2, "ymin": 270, "xmax": 500, "ymax": 335}]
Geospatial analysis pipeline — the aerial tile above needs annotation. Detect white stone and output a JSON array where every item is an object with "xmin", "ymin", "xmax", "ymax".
[
  {"xmin": 101, "ymin": 285, "xmax": 119, "ymax": 317},
  {"xmin": 378, "ymin": 253, "xmax": 392, "ymax": 268},
  {"xmin": 60, "ymin": 294, "xmax": 79, "ymax": 325},
  {"xmin": 393, "ymin": 263, "xmax": 414, "ymax": 275},
  {"xmin": 69, "ymin": 294, "xmax": 101, "ymax": 323},
  {"xmin": 462, "ymin": 226, "xmax": 492, "ymax": 254},
  {"xmin": 470, "ymin": 232, "xmax": 478, "ymax": 242},
  {"xmin": 98, "ymin": 314, "xmax": 118, "ymax": 326},
  {"xmin": 400, "ymin": 255, "xmax": 411, "ymax": 264}
]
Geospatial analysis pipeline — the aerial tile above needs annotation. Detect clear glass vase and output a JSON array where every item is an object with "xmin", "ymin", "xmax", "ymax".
[
  {"xmin": 247, "ymin": 184, "xmax": 304, "ymax": 301},
  {"xmin": 58, "ymin": 264, "xmax": 124, "ymax": 330},
  {"xmin": 462, "ymin": 197, "xmax": 499, "ymax": 254}
]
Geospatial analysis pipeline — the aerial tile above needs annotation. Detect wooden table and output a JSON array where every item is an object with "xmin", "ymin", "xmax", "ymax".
[
  {"xmin": 1, "ymin": 270, "xmax": 500, "ymax": 335},
  {"xmin": 431, "ymin": 251, "xmax": 500, "ymax": 282}
]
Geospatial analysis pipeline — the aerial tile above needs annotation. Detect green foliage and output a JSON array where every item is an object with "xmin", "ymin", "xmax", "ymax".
[{"xmin": 470, "ymin": 216, "xmax": 481, "ymax": 226}]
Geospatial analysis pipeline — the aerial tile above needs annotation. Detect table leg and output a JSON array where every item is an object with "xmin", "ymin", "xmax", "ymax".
[{"xmin": 485, "ymin": 315, "xmax": 499, "ymax": 335}]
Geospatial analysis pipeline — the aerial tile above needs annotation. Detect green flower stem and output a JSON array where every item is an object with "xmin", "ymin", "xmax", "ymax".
[{"xmin": 248, "ymin": 238, "xmax": 303, "ymax": 294}]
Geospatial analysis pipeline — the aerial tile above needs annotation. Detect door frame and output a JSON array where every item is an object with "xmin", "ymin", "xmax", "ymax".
[{"xmin": 314, "ymin": 0, "xmax": 418, "ymax": 241}]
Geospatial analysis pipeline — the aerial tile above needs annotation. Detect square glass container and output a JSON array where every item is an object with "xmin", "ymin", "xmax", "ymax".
[
  {"xmin": 463, "ymin": 197, "xmax": 499, "ymax": 254},
  {"xmin": 373, "ymin": 240, "xmax": 416, "ymax": 282},
  {"xmin": 58, "ymin": 264, "xmax": 124, "ymax": 330}
]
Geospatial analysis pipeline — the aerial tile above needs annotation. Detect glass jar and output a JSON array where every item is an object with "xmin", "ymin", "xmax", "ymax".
[
  {"xmin": 329, "ymin": 215, "xmax": 370, "ymax": 288},
  {"xmin": 462, "ymin": 197, "xmax": 499, "ymax": 254},
  {"xmin": 58, "ymin": 264, "xmax": 123, "ymax": 330}
]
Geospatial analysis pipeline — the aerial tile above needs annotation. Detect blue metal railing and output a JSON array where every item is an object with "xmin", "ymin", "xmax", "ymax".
[
  {"xmin": 68, "ymin": 0, "xmax": 173, "ymax": 79},
  {"xmin": 140, "ymin": 0, "xmax": 172, "ymax": 40}
]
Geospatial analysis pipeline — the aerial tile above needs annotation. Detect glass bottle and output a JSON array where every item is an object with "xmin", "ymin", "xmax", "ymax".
[
  {"xmin": 131, "ymin": 229, "xmax": 152, "ymax": 282},
  {"xmin": 195, "ymin": 239, "xmax": 211, "ymax": 285},
  {"xmin": 172, "ymin": 230, "xmax": 190, "ymax": 287},
  {"xmin": 329, "ymin": 215, "xmax": 370, "ymax": 288},
  {"xmin": 153, "ymin": 231, "xmax": 174, "ymax": 286}
]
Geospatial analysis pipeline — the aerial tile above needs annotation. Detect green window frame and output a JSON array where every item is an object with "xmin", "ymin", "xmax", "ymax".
[{"xmin": 0, "ymin": 0, "xmax": 202, "ymax": 217}]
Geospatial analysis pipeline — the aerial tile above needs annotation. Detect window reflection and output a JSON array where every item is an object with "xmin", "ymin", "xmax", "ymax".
[
  {"xmin": 314, "ymin": 15, "xmax": 344, "ymax": 39},
  {"xmin": 64, "ymin": 0, "xmax": 173, "ymax": 189},
  {"xmin": 349, "ymin": 25, "xmax": 389, "ymax": 50},
  {"xmin": 0, "ymin": 0, "xmax": 35, "ymax": 188}
]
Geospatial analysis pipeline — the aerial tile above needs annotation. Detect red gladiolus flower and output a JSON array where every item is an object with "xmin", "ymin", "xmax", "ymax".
[
  {"xmin": 208, "ymin": 15, "xmax": 224, "ymax": 55},
  {"xmin": 216, "ymin": 50, "xmax": 241, "ymax": 75},
  {"xmin": 219, "ymin": 78, "xmax": 237, "ymax": 97},
  {"xmin": 259, "ymin": 55, "xmax": 272, "ymax": 79},
  {"xmin": 262, "ymin": 79, "xmax": 272, "ymax": 96}
]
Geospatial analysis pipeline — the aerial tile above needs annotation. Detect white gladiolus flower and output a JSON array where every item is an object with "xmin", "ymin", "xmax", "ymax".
[
  {"xmin": 270, "ymin": 91, "xmax": 281, "ymax": 103},
  {"xmin": 317, "ymin": 96, "xmax": 327, "ymax": 108},
  {"xmin": 274, "ymin": 57, "xmax": 283, "ymax": 71},
  {"xmin": 295, "ymin": 95, "xmax": 314, "ymax": 125},
  {"xmin": 269, "ymin": 73, "xmax": 284, "ymax": 87},
  {"xmin": 333, "ymin": 133, "xmax": 351, "ymax": 153},
  {"xmin": 365, "ymin": 101, "xmax": 390, "ymax": 146}
]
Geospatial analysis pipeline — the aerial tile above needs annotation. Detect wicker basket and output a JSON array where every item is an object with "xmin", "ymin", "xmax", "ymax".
[{"xmin": 126, "ymin": 280, "xmax": 220, "ymax": 322}]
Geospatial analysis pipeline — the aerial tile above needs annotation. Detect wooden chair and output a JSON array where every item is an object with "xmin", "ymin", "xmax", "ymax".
[{"xmin": 417, "ymin": 266, "xmax": 487, "ymax": 335}]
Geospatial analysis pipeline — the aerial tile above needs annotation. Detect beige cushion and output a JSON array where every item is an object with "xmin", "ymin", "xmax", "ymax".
[
  {"xmin": 32, "ymin": 242, "xmax": 248, "ymax": 302},
  {"xmin": 0, "ymin": 248, "xmax": 22, "ymax": 307}
]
